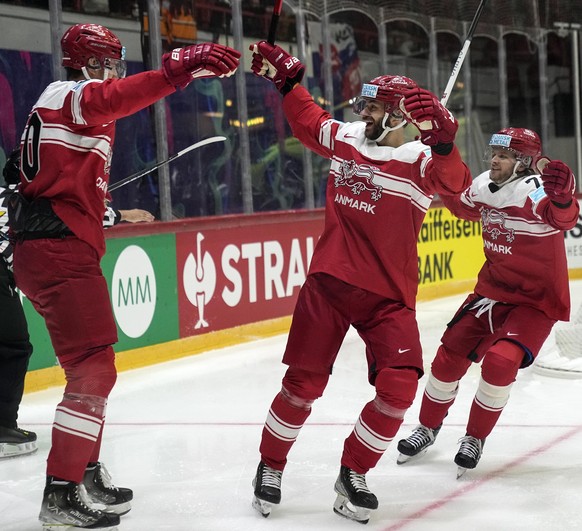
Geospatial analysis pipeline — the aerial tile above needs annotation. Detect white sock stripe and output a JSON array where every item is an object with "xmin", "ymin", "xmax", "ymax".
[
  {"xmin": 264, "ymin": 423, "xmax": 296, "ymax": 443},
  {"xmin": 475, "ymin": 378, "xmax": 513, "ymax": 409},
  {"xmin": 269, "ymin": 408, "xmax": 304, "ymax": 430},
  {"xmin": 424, "ymin": 389, "xmax": 454, "ymax": 405},
  {"xmin": 54, "ymin": 407, "xmax": 103, "ymax": 439},
  {"xmin": 353, "ymin": 417, "xmax": 393, "ymax": 453},
  {"xmin": 424, "ymin": 374, "xmax": 459, "ymax": 402},
  {"xmin": 359, "ymin": 417, "xmax": 392, "ymax": 443},
  {"xmin": 264, "ymin": 410, "xmax": 303, "ymax": 442},
  {"xmin": 354, "ymin": 432, "xmax": 383, "ymax": 453},
  {"xmin": 53, "ymin": 423, "xmax": 98, "ymax": 442},
  {"xmin": 57, "ymin": 405, "xmax": 103, "ymax": 423},
  {"xmin": 353, "ymin": 429, "xmax": 390, "ymax": 454},
  {"xmin": 474, "ymin": 396, "xmax": 506, "ymax": 413}
]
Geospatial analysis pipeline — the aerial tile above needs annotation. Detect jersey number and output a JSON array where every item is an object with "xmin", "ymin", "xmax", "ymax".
[
  {"xmin": 21, "ymin": 112, "xmax": 42, "ymax": 182},
  {"xmin": 525, "ymin": 176, "xmax": 541, "ymax": 188}
]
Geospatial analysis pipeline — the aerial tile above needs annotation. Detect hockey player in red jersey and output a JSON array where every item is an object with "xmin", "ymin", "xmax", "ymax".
[
  {"xmin": 0, "ymin": 149, "xmax": 152, "ymax": 462},
  {"xmin": 11, "ymin": 23, "xmax": 240, "ymax": 530},
  {"xmin": 248, "ymin": 41, "xmax": 471, "ymax": 524},
  {"xmin": 397, "ymin": 128, "xmax": 579, "ymax": 477}
]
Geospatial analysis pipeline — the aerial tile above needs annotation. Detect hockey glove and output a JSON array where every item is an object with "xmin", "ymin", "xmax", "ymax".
[
  {"xmin": 249, "ymin": 41, "xmax": 305, "ymax": 95},
  {"xmin": 2, "ymin": 147, "xmax": 20, "ymax": 185},
  {"xmin": 162, "ymin": 43, "xmax": 241, "ymax": 89},
  {"xmin": 399, "ymin": 88, "xmax": 458, "ymax": 146},
  {"xmin": 541, "ymin": 160, "xmax": 576, "ymax": 206}
]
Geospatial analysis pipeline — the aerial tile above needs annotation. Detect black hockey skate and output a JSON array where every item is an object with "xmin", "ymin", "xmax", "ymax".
[
  {"xmin": 39, "ymin": 477, "xmax": 120, "ymax": 530},
  {"xmin": 0, "ymin": 425, "xmax": 37, "ymax": 458},
  {"xmin": 396, "ymin": 423, "xmax": 441, "ymax": 464},
  {"xmin": 252, "ymin": 461, "xmax": 282, "ymax": 518},
  {"xmin": 83, "ymin": 462, "xmax": 133, "ymax": 515},
  {"xmin": 333, "ymin": 466, "xmax": 378, "ymax": 525},
  {"xmin": 455, "ymin": 435, "xmax": 485, "ymax": 478}
]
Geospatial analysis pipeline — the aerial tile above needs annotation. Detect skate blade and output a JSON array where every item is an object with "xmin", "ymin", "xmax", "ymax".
[
  {"xmin": 100, "ymin": 501, "xmax": 132, "ymax": 516},
  {"xmin": 333, "ymin": 494, "xmax": 372, "ymax": 524},
  {"xmin": 252, "ymin": 496, "xmax": 273, "ymax": 518},
  {"xmin": 0, "ymin": 441, "xmax": 38, "ymax": 459},
  {"xmin": 456, "ymin": 466, "xmax": 468, "ymax": 479},
  {"xmin": 396, "ymin": 448, "xmax": 428, "ymax": 465},
  {"xmin": 41, "ymin": 523, "xmax": 118, "ymax": 531}
]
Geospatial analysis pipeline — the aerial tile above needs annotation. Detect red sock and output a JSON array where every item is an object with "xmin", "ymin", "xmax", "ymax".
[
  {"xmin": 341, "ymin": 401, "xmax": 402, "ymax": 474},
  {"xmin": 259, "ymin": 391, "xmax": 311, "ymax": 470}
]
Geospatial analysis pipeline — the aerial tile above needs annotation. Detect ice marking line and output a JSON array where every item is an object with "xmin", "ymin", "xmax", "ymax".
[
  {"xmin": 18, "ymin": 421, "xmax": 582, "ymax": 428},
  {"xmin": 381, "ymin": 425, "xmax": 582, "ymax": 531}
]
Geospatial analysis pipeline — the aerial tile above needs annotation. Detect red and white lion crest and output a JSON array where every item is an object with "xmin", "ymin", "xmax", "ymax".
[
  {"xmin": 335, "ymin": 160, "xmax": 382, "ymax": 201},
  {"xmin": 481, "ymin": 208, "xmax": 515, "ymax": 243}
]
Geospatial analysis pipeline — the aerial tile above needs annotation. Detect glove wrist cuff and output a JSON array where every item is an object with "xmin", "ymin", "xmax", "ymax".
[
  {"xmin": 551, "ymin": 199, "xmax": 573, "ymax": 209},
  {"xmin": 280, "ymin": 81, "xmax": 300, "ymax": 96},
  {"xmin": 431, "ymin": 142, "xmax": 454, "ymax": 155}
]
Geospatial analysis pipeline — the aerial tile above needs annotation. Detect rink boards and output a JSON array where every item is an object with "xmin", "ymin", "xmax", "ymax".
[{"xmin": 22, "ymin": 199, "xmax": 582, "ymax": 391}]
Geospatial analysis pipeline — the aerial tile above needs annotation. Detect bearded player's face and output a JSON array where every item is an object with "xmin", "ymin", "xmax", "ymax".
[{"xmin": 359, "ymin": 99, "xmax": 386, "ymax": 141}]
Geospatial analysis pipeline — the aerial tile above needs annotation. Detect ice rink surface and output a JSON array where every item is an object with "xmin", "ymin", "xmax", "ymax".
[{"xmin": 2, "ymin": 281, "xmax": 582, "ymax": 531}]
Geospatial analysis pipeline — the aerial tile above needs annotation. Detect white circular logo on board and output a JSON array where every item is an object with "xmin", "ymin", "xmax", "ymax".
[{"xmin": 112, "ymin": 245, "xmax": 156, "ymax": 338}]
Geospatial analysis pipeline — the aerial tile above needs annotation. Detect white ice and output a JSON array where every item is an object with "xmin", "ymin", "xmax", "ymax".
[{"xmin": 2, "ymin": 282, "xmax": 582, "ymax": 531}]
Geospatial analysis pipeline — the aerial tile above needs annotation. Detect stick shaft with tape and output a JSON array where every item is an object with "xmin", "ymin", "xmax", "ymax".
[
  {"xmin": 109, "ymin": 136, "xmax": 226, "ymax": 192},
  {"xmin": 440, "ymin": 0, "xmax": 489, "ymax": 106},
  {"xmin": 267, "ymin": 0, "xmax": 284, "ymax": 44}
]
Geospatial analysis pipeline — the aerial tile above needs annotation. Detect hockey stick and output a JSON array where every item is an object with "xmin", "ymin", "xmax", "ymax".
[
  {"xmin": 440, "ymin": 0, "xmax": 489, "ymax": 106},
  {"xmin": 267, "ymin": 0, "xmax": 284, "ymax": 44},
  {"xmin": 108, "ymin": 136, "xmax": 227, "ymax": 192}
]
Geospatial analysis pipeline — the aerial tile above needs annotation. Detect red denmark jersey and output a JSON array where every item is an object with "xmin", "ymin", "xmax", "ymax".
[
  {"xmin": 19, "ymin": 71, "xmax": 175, "ymax": 257},
  {"xmin": 283, "ymin": 86, "xmax": 471, "ymax": 309},
  {"xmin": 441, "ymin": 171, "xmax": 579, "ymax": 321}
]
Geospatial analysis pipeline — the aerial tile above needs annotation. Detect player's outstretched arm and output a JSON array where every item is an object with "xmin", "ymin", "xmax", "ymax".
[
  {"xmin": 249, "ymin": 41, "xmax": 305, "ymax": 95},
  {"xmin": 162, "ymin": 43, "xmax": 241, "ymax": 90}
]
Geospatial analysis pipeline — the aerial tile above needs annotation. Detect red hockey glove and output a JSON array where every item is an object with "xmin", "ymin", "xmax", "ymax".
[
  {"xmin": 249, "ymin": 41, "xmax": 305, "ymax": 95},
  {"xmin": 162, "ymin": 43, "xmax": 241, "ymax": 89},
  {"xmin": 399, "ymin": 88, "xmax": 458, "ymax": 146},
  {"xmin": 541, "ymin": 160, "xmax": 576, "ymax": 206}
]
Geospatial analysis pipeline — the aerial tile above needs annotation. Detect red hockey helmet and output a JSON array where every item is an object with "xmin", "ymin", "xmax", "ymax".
[
  {"xmin": 61, "ymin": 23, "xmax": 126, "ymax": 76},
  {"xmin": 488, "ymin": 127, "xmax": 542, "ymax": 168},
  {"xmin": 353, "ymin": 75, "xmax": 417, "ymax": 116}
]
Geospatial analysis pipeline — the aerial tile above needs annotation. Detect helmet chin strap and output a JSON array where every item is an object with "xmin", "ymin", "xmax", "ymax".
[
  {"xmin": 81, "ymin": 66, "xmax": 92, "ymax": 80},
  {"xmin": 374, "ymin": 113, "xmax": 407, "ymax": 143}
]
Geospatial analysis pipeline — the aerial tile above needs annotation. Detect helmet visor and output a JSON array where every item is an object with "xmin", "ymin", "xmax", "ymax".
[
  {"xmin": 103, "ymin": 56, "xmax": 127, "ymax": 79},
  {"xmin": 353, "ymin": 96, "xmax": 368, "ymax": 115},
  {"xmin": 352, "ymin": 97, "xmax": 386, "ymax": 116},
  {"xmin": 484, "ymin": 146, "xmax": 532, "ymax": 169}
]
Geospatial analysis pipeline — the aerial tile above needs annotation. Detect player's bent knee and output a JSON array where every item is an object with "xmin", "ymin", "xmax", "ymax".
[
  {"xmin": 482, "ymin": 340, "xmax": 524, "ymax": 387},
  {"xmin": 374, "ymin": 367, "xmax": 418, "ymax": 416},
  {"xmin": 431, "ymin": 344, "xmax": 472, "ymax": 381},
  {"xmin": 63, "ymin": 346, "xmax": 117, "ymax": 398},
  {"xmin": 281, "ymin": 366, "xmax": 329, "ymax": 407}
]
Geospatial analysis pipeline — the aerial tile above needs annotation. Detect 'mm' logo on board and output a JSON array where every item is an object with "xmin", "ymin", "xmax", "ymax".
[
  {"xmin": 112, "ymin": 245, "xmax": 157, "ymax": 338},
  {"xmin": 117, "ymin": 276, "xmax": 153, "ymax": 306}
]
